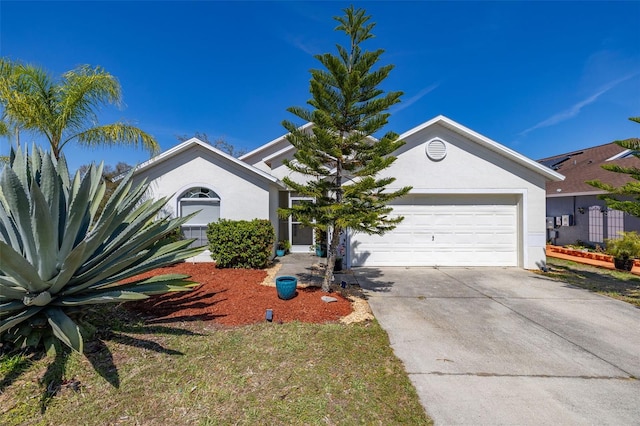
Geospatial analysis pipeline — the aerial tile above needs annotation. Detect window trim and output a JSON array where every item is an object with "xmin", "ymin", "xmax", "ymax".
[{"xmin": 178, "ymin": 186, "xmax": 221, "ymax": 226}]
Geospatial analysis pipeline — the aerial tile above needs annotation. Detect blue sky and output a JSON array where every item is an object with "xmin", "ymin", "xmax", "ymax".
[{"xmin": 1, "ymin": 1, "xmax": 639, "ymax": 172}]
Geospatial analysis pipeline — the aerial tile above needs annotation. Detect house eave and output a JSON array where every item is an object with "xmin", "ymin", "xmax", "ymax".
[
  {"xmin": 546, "ymin": 190, "xmax": 608, "ymax": 198},
  {"xmin": 239, "ymin": 122, "xmax": 314, "ymax": 162},
  {"xmin": 128, "ymin": 138, "xmax": 286, "ymax": 188},
  {"xmin": 240, "ymin": 123, "xmax": 380, "ymax": 165},
  {"xmin": 262, "ymin": 145, "xmax": 296, "ymax": 164},
  {"xmin": 400, "ymin": 115, "xmax": 565, "ymax": 182}
]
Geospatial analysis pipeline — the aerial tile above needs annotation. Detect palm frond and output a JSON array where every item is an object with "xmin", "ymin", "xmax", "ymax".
[
  {"xmin": 71, "ymin": 123, "xmax": 160, "ymax": 155},
  {"xmin": 0, "ymin": 59, "xmax": 156, "ymax": 158},
  {"xmin": 58, "ymin": 65, "xmax": 121, "ymax": 138}
]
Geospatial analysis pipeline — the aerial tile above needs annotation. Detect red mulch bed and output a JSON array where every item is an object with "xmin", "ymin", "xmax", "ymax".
[{"xmin": 125, "ymin": 263, "xmax": 353, "ymax": 326}]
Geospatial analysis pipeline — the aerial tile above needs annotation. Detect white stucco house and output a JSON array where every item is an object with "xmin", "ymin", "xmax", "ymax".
[{"xmin": 130, "ymin": 115, "xmax": 564, "ymax": 270}]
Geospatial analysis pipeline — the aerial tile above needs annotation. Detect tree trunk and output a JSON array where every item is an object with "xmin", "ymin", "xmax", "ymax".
[
  {"xmin": 321, "ymin": 155, "xmax": 343, "ymax": 292},
  {"xmin": 322, "ymin": 225, "xmax": 342, "ymax": 292}
]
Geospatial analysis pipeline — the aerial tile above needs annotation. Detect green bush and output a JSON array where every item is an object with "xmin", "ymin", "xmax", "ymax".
[
  {"xmin": 277, "ymin": 240, "xmax": 291, "ymax": 252},
  {"xmin": 207, "ymin": 219, "xmax": 275, "ymax": 268},
  {"xmin": 605, "ymin": 231, "xmax": 640, "ymax": 260}
]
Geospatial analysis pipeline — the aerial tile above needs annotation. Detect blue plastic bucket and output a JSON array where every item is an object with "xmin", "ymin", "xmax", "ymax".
[{"xmin": 275, "ymin": 276, "xmax": 298, "ymax": 300}]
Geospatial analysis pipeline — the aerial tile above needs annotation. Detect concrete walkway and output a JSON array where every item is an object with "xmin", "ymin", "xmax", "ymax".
[
  {"xmin": 357, "ymin": 267, "xmax": 640, "ymax": 425},
  {"xmin": 273, "ymin": 252, "xmax": 359, "ymax": 287}
]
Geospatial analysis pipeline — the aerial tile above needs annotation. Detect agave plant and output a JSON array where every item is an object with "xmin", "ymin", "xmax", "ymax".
[{"xmin": 0, "ymin": 146, "xmax": 204, "ymax": 353}]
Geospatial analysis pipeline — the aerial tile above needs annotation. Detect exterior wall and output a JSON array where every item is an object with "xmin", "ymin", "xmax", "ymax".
[
  {"xmin": 622, "ymin": 213, "xmax": 640, "ymax": 234},
  {"xmin": 131, "ymin": 145, "xmax": 275, "ymax": 223},
  {"xmin": 384, "ymin": 124, "xmax": 546, "ymax": 192},
  {"xmin": 377, "ymin": 124, "xmax": 549, "ymax": 269},
  {"xmin": 241, "ymin": 142, "xmax": 289, "ymax": 168},
  {"xmin": 268, "ymin": 186, "xmax": 280, "ymax": 245},
  {"xmin": 251, "ymin": 161, "xmax": 272, "ymax": 174},
  {"xmin": 547, "ymin": 195, "xmax": 640, "ymax": 246},
  {"xmin": 262, "ymin": 150, "xmax": 316, "ymax": 185},
  {"xmin": 546, "ymin": 196, "xmax": 592, "ymax": 246}
]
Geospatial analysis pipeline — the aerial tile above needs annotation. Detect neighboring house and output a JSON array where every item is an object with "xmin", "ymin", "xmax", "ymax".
[
  {"xmin": 130, "ymin": 115, "xmax": 563, "ymax": 269},
  {"xmin": 538, "ymin": 142, "xmax": 640, "ymax": 247}
]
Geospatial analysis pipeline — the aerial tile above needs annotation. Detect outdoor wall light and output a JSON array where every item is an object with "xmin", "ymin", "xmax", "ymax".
[{"xmin": 578, "ymin": 207, "xmax": 585, "ymax": 214}]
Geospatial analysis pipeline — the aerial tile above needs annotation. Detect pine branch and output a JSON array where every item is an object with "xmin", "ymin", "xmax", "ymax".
[{"xmin": 281, "ymin": 6, "xmax": 412, "ymax": 291}]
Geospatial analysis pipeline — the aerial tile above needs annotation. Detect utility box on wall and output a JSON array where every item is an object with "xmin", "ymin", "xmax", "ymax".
[
  {"xmin": 555, "ymin": 216, "xmax": 562, "ymax": 227},
  {"xmin": 561, "ymin": 214, "xmax": 573, "ymax": 227},
  {"xmin": 546, "ymin": 217, "xmax": 555, "ymax": 229}
]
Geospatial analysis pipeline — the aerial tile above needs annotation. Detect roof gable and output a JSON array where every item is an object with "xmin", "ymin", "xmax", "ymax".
[
  {"xmin": 538, "ymin": 142, "xmax": 640, "ymax": 197},
  {"xmin": 239, "ymin": 122, "xmax": 378, "ymax": 167},
  {"xmin": 241, "ymin": 115, "xmax": 561, "ymax": 182},
  {"xmin": 239, "ymin": 123, "xmax": 314, "ymax": 165},
  {"xmin": 400, "ymin": 115, "xmax": 564, "ymax": 182},
  {"xmin": 130, "ymin": 138, "xmax": 284, "ymax": 187}
]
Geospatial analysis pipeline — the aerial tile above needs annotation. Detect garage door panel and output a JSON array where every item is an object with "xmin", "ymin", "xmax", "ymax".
[
  {"xmin": 385, "ymin": 234, "xmax": 413, "ymax": 244},
  {"xmin": 352, "ymin": 198, "xmax": 518, "ymax": 267},
  {"xmin": 455, "ymin": 215, "xmax": 476, "ymax": 226}
]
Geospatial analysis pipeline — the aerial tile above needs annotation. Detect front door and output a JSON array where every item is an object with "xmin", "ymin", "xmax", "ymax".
[{"xmin": 289, "ymin": 197, "xmax": 314, "ymax": 253}]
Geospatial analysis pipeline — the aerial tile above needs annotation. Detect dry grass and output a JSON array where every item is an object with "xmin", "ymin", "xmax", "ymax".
[
  {"xmin": 544, "ymin": 258, "xmax": 640, "ymax": 307},
  {"xmin": 1, "ymin": 306, "xmax": 431, "ymax": 425}
]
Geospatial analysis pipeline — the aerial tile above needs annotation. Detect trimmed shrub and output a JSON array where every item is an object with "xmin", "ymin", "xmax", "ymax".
[{"xmin": 207, "ymin": 219, "xmax": 275, "ymax": 268}]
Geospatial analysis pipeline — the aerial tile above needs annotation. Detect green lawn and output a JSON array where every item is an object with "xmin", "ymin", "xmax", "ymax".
[
  {"xmin": 0, "ymin": 306, "xmax": 431, "ymax": 425},
  {"xmin": 545, "ymin": 257, "xmax": 640, "ymax": 307}
]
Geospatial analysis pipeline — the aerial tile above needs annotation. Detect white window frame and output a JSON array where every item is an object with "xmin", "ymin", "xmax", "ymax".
[
  {"xmin": 289, "ymin": 195, "xmax": 315, "ymax": 252},
  {"xmin": 588, "ymin": 206, "xmax": 603, "ymax": 243},
  {"xmin": 606, "ymin": 209, "xmax": 624, "ymax": 240},
  {"xmin": 178, "ymin": 187, "xmax": 221, "ymax": 247}
]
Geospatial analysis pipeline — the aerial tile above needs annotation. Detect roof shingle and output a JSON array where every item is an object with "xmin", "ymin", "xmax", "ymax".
[{"xmin": 538, "ymin": 142, "xmax": 640, "ymax": 197}]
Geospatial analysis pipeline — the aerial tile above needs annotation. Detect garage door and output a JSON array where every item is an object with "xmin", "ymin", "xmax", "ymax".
[{"xmin": 351, "ymin": 195, "xmax": 519, "ymax": 267}]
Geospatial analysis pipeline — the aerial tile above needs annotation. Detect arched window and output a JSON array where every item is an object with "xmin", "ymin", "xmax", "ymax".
[{"xmin": 179, "ymin": 187, "xmax": 220, "ymax": 247}]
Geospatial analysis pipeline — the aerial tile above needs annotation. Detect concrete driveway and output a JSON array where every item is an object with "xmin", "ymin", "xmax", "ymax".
[{"xmin": 356, "ymin": 267, "xmax": 640, "ymax": 425}]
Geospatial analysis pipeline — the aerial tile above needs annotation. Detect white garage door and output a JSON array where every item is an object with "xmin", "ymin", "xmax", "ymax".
[{"xmin": 351, "ymin": 195, "xmax": 519, "ymax": 267}]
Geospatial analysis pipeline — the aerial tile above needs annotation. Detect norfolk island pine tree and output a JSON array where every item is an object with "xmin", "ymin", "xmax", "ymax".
[
  {"xmin": 587, "ymin": 117, "xmax": 640, "ymax": 217},
  {"xmin": 279, "ymin": 6, "xmax": 412, "ymax": 291}
]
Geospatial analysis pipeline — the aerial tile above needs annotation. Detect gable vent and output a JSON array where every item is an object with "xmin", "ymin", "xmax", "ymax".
[{"xmin": 426, "ymin": 138, "xmax": 447, "ymax": 161}]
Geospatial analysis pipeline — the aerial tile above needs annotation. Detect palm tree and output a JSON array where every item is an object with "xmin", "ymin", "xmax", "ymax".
[{"xmin": 0, "ymin": 58, "xmax": 159, "ymax": 159}]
